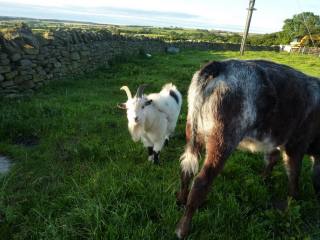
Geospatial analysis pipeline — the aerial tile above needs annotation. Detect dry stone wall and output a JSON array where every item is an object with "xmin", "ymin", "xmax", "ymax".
[{"xmin": 0, "ymin": 26, "xmax": 278, "ymax": 97}]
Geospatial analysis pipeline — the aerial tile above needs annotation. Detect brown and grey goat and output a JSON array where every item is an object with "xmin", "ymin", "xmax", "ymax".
[
  {"xmin": 118, "ymin": 83, "xmax": 182, "ymax": 164},
  {"xmin": 175, "ymin": 59, "xmax": 320, "ymax": 238}
]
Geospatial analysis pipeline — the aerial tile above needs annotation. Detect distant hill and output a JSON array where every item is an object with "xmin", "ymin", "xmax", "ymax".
[
  {"xmin": 0, "ymin": 16, "xmax": 107, "ymax": 26},
  {"xmin": 3, "ymin": 15, "xmax": 282, "ymax": 46}
]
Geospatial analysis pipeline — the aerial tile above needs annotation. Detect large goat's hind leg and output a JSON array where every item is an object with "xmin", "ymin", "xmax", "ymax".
[
  {"xmin": 283, "ymin": 149, "xmax": 303, "ymax": 199},
  {"xmin": 176, "ymin": 145, "xmax": 198, "ymax": 206},
  {"xmin": 176, "ymin": 121, "xmax": 198, "ymax": 206},
  {"xmin": 175, "ymin": 132, "xmax": 235, "ymax": 239},
  {"xmin": 311, "ymin": 155, "xmax": 320, "ymax": 200},
  {"xmin": 262, "ymin": 148, "xmax": 281, "ymax": 180}
]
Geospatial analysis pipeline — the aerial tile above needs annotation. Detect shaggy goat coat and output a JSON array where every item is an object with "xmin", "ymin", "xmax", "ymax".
[{"xmin": 176, "ymin": 59, "xmax": 320, "ymax": 239}]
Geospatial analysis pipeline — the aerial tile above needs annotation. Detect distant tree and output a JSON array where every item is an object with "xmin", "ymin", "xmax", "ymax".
[
  {"xmin": 137, "ymin": 28, "xmax": 151, "ymax": 34},
  {"xmin": 109, "ymin": 27, "xmax": 121, "ymax": 35},
  {"xmin": 247, "ymin": 33, "xmax": 280, "ymax": 46},
  {"xmin": 245, "ymin": 12, "xmax": 320, "ymax": 46},
  {"xmin": 282, "ymin": 12, "xmax": 320, "ymax": 40},
  {"xmin": 169, "ymin": 31, "xmax": 179, "ymax": 40},
  {"xmin": 14, "ymin": 22, "xmax": 30, "ymax": 31},
  {"xmin": 228, "ymin": 34, "xmax": 242, "ymax": 44}
]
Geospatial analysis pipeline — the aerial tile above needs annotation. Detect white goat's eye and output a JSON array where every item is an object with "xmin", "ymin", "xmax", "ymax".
[{"xmin": 142, "ymin": 106, "xmax": 145, "ymax": 109}]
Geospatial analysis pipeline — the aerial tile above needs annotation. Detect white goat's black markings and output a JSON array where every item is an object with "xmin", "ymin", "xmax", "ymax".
[
  {"xmin": 153, "ymin": 151, "xmax": 160, "ymax": 164},
  {"xmin": 169, "ymin": 90, "xmax": 180, "ymax": 104},
  {"xmin": 148, "ymin": 146, "xmax": 153, "ymax": 156}
]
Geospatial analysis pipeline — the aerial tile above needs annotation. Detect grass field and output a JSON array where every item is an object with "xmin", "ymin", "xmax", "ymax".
[{"xmin": 1, "ymin": 50, "xmax": 320, "ymax": 239}]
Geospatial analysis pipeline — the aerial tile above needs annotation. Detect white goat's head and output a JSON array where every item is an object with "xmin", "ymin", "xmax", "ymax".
[{"xmin": 118, "ymin": 84, "xmax": 153, "ymax": 126}]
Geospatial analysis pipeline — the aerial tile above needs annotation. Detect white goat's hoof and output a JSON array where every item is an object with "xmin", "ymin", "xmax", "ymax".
[{"xmin": 148, "ymin": 156, "xmax": 154, "ymax": 162}]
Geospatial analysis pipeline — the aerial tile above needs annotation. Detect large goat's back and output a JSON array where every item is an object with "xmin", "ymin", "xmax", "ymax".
[
  {"xmin": 188, "ymin": 59, "xmax": 320, "ymax": 147},
  {"xmin": 248, "ymin": 59, "xmax": 320, "ymax": 111},
  {"xmin": 248, "ymin": 59, "xmax": 320, "ymax": 144},
  {"xmin": 187, "ymin": 60, "xmax": 268, "ymax": 134}
]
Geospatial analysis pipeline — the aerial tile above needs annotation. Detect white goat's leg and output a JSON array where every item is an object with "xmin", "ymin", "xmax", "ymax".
[
  {"xmin": 141, "ymin": 136, "xmax": 154, "ymax": 162},
  {"xmin": 165, "ymin": 136, "xmax": 170, "ymax": 146},
  {"xmin": 153, "ymin": 139, "xmax": 166, "ymax": 164},
  {"xmin": 148, "ymin": 117, "xmax": 168, "ymax": 164}
]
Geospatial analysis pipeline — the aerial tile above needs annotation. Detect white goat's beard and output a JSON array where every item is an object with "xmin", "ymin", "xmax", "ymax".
[{"xmin": 128, "ymin": 122, "xmax": 142, "ymax": 142}]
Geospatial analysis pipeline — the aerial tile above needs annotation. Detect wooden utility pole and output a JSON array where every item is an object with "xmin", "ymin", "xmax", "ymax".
[{"xmin": 240, "ymin": 0, "xmax": 256, "ymax": 55}]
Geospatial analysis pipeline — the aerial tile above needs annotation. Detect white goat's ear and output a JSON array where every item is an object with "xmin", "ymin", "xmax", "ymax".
[
  {"xmin": 144, "ymin": 99, "xmax": 153, "ymax": 106},
  {"xmin": 117, "ymin": 103, "xmax": 127, "ymax": 110}
]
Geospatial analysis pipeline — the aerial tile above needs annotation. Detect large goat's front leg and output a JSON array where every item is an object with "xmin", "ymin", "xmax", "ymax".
[
  {"xmin": 262, "ymin": 148, "xmax": 281, "ymax": 179},
  {"xmin": 283, "ymin": 149, "xmax": 303, "ymax": 199},
  {"xmin": 311, "ymin": 155, "xmax": 320, "ymax": 200},
  {"xmin": 176, "ymin": 131, "xmax": 235, "ymax": 239}
]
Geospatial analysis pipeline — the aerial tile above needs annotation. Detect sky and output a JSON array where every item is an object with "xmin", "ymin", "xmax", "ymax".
[{"xmin": 0, "ymin": 0, "xmax": 319, "ymax": 33}]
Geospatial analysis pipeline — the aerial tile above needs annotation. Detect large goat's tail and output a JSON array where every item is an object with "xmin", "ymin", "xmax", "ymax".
[
  {"xmin": 179, "ymin": 73, "xmax": 203, "ymax": 175},
  {"xmin": 180, "ymin": 61, "xmax": 222, "ymax": 175},
  {"xmin": 180, "ymin": 114, "xmax": 200, "ymax": 175}
]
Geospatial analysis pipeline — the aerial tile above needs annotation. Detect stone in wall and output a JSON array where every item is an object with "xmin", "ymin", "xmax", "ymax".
[
  {"xmin": 0, "ymin": 66, "xmax": 11, "ymax": 74},
  {"xmin": 18, "ymin": 59, "xmax": 33, "ymax": 67},
  {"xmin": 1, "ymin": 80, "xmax": 14, "ymax": 88},
  {"xmin": 0, "ymin": 57, "xmax": 10, "ymax": 65},
  {"xmin": 11, "ymin": 53, "xmax": 21, "ymax": 62},
  {"xmin": 70, "ymin": 52, "xmax": 80, "ymax": 61},
  {"xmin": 4, "ymin": 70, "xmax": 18, "ymax": 80}
]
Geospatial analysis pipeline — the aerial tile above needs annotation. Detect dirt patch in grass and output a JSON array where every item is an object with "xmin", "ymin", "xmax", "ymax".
[
  {"xmin": 12, "ymin": 134, "xmax": 39, "ymax": 147},
  {"xmin": 107, "ymin": 121, "xmax": 118, "ymax": 129}
]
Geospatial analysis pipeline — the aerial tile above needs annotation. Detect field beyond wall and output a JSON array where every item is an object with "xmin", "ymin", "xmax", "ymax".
[{"xmin": 0, "ymin": 50, "xmax": 320, "ymax": 239}]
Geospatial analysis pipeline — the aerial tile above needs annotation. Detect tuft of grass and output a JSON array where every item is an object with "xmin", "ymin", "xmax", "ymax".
[{"xmin": 1, "ymin": 50, "xmax": 320, "ymax": 239}]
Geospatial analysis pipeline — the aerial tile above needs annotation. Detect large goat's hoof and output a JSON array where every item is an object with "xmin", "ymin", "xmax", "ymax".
[
  {"xmin": 175, "ymin": 216, "xmax": 191, "ymax": 239},
  {"xmin": 176, "ymin": 191, "xmax": 188, "ymax": 207},
  {"xmin": 261, "ymin": 171, "xmax": 269, "ymax": 181},
  {"xmin": 312, "ymin": 165, "xmax": 320, "ymax": 201},
  {"xmin": 272, "ymin": 200, "xmax": 288, "ymax": 211}
]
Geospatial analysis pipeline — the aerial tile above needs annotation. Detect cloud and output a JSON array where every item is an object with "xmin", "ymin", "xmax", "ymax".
[{"xmin": 0, "ymin": 1, "xmax": 273, "ymax": 33}]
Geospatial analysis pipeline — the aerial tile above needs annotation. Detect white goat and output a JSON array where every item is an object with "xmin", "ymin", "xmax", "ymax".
[{"xmin": 118, "ymin": 83, "xmax": 182, "ymax": 164}]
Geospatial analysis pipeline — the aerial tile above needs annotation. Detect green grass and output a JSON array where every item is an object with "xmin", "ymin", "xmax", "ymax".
[{"xmin": 1, "ymin": 50, "xmax": 320, "ymax": 239}]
